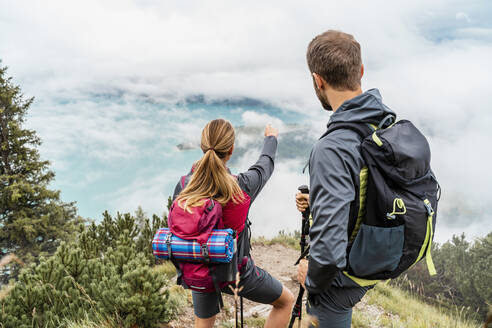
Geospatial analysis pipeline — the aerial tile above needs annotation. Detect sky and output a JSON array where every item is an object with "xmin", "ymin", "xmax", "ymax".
[{"xmin": 1, "ymin": 0, "xmax": 491, "ymax": 243}]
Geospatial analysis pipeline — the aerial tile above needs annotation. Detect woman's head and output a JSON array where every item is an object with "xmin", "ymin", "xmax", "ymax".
[
  {"xmin": 200, "ymin": 119, "xmax": 235, "ymax": 160},
  {"xmin": 177, "ymin": 119, "xmax": 244, "ymax": 210}
]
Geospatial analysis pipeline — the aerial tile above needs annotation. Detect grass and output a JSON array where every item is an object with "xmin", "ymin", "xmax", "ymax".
[
  {"xmin": 253, "ymin": 230, "xmax": 301, "ymax": 250},
  {"xmin": 153, "ymin": 261, "xmax": 177, "ymax": 279},
  {"xmin": 63, "ymin": 314, "xmax": 114, "ymax": 328},
  {"xmin": 352, "ymin": 283, "xmax": 481, "ymax": 328}
]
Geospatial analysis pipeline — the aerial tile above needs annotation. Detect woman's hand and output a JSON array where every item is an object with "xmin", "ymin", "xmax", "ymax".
[
  {"xmin": 295, "ymin": 192, "xmax": 309, "ymax": 213},
  {"xmin": 264, "ymin": 124, "xmax": 278, "ymax": 138}
]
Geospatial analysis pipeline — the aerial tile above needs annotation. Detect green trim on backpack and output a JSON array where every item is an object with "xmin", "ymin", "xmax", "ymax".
[
  {"xmin": 372, "ymin": 131, "xmax": 383, "ymax": 146},
  {"xmin": 413, "ymin": 199, "xmax": 437, "ymax": 276},
  {"xmin": 349, "ymin": 167, "xmax": 368, "ymax": 242},
  {"xmin": 343, "ymin": 271, "xmax": 379, "ymax": 287},
  {"xmin": 386, "ymin": 198, "xmax": 407, "ymax": 220}
]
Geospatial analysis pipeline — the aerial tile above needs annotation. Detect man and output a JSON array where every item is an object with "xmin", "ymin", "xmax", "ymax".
[{"xmin": 295, "ymin": 30, "xmax": 396, "ymax": 327}]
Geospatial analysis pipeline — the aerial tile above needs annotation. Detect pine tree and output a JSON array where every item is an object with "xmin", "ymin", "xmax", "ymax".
[
  {"xmin": 0, "ymin": 211, "xmax": 177, "ymax": 328},
  {"xmin": 0, "ymin": 63, "xmax": 81, "ymax": 281}
]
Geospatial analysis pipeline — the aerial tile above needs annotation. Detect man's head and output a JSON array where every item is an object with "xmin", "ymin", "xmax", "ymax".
[{"xmin": 307, "ymin": 30, "xmax": 363, "ymax": 111}]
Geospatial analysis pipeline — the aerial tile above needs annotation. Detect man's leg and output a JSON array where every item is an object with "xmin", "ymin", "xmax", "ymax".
[{"xmin": 306, "ymin": 286, "xmax": 369, "ymax": 328}]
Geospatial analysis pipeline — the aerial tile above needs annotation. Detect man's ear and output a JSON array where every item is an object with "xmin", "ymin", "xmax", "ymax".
[
  {"xmin": 313, "ymin": 73, "xmax": 325, "ymax": 90},
  {"xmin": 360, "ymin": 64, "xmax": 364, "ymax": 79}
]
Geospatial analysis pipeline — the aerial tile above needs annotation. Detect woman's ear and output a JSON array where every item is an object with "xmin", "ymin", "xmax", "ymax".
[{"xmin": 229, "ymin": 144, "xmax": 234, "ymax": 155}]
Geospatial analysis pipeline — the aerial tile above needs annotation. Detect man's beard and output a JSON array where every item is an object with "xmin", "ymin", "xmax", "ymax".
[{"xmin": 314, "ymin": 82, "xmax": 333, "ymax": 111}]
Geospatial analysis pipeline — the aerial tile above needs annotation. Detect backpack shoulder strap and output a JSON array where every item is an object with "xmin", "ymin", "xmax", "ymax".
[{"xmin": 321, "ymin": 122, "xmax": 375, "ymax": 141}]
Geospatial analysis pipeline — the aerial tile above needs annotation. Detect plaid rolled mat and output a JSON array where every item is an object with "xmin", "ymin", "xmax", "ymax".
[{"xmin": 152, "ymin": 228, "xmax": 235, "ymax": 263}]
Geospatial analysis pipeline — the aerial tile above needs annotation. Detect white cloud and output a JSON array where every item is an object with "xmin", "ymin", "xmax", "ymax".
[
  {"xmin": 1, "ymin": 0, "xmax": 491, "ymax": 241},
  {"xmin": 456, "ymin": 12, "xmax": 471, "ymax": 23}
]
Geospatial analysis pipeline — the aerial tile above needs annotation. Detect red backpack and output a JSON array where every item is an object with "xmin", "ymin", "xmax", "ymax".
[{"xmin": 167, "ymin": 197, "xmax": 237, "ymax": 294}]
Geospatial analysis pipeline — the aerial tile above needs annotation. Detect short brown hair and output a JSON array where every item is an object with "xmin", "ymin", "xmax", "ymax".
[{"xmin": 307, "ymin": 30, "xmax": 362, "ymax": 91}]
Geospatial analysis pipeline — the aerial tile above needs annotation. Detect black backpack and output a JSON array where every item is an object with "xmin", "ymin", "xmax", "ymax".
[{"xmin": 324, "ymin": 116, "xmax": 440, "ymax": 282}]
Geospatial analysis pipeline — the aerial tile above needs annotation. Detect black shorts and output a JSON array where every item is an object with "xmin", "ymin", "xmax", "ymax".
[
  {"xmin": 306, "ymin": 285, "xmax": 370, "ymax": 328},
  {"xmin": 192, "ymin": 258, "xmax": 283, "ymax": 319}
]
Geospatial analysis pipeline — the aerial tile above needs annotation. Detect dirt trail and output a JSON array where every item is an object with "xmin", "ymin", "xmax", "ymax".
[{"xmin": 164, "ymin": 242, "xmax": 300, "ymax": 327}]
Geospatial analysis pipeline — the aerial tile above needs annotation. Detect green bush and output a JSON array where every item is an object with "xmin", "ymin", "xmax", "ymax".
[
  {"xmin": 0, "ymin": 211, "xmax": 175, "ymax": 328},
  {"xmin": 394, "ymin": 232, "xmax": 492, "ymax": 321}
]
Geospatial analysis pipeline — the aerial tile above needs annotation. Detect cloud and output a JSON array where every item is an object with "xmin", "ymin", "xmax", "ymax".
[
  {"xmin": 1, "ymin": 0, "xmax": 492, "ymax": 241},
  {"xmin": 241, "ymin": 111, "xmax": 285, "ymax": 129},
  {"xmin": 456, "ymin": 12, "xmax": 471, "ymax": 23}
]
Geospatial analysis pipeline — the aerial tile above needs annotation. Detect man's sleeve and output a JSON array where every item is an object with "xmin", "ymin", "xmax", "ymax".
[
  {"xmin": 305, "ymin": 138, "xmax": 356, "ymax": 294},
  {"xmin": 237, "ymin": 136, "xmax": 277, "ymax": 202}
]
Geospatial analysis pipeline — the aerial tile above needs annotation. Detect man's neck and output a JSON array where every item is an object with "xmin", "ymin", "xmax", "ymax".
[{"xmin": 327, "ymin": 88, "xmax": 363, "ymax": 112}]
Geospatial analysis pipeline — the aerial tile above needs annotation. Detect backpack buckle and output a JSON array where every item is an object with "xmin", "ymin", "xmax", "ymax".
[
  {"xmin": 165, "ymin": 232, "xmax": 172, "ymax": 244},
  {"xmin": 424, "ymin": 200, "xmax": 434, "ymax": 216},
  {"xmin": 201, "ymin": 244, "xmax": 210, "ymax": 263},
  {"xmin": 165, "ymin": 232, "xmax": 173, "ymax": 258},
  {"xmin": 205, "ymin": 199, "xmax": 215, "ymax": 213}
]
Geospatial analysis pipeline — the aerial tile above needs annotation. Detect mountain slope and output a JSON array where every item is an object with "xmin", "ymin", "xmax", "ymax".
[{"xmin": 162, "ymin": 240, "xmax": 481, "ymax": 328}]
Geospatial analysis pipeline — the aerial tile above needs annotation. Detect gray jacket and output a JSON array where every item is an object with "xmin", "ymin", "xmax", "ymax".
[{"xmin": 306, "ymin": 89, "xmax": 396, "ymax": 294}]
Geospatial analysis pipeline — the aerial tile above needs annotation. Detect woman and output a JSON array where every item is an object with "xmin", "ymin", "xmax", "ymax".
[{"xmin": 173, "ymin": 119, "xmax": 294, "ymax": 328}]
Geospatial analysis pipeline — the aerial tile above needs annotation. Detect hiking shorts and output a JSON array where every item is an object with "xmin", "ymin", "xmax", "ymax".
[
  {"xmin": 192, "ymin": 257, "xmax": 283, "ymax": 319},
  {"xmin": 306, "ymin": 285, "xmax": 370, "ymax": 328}
]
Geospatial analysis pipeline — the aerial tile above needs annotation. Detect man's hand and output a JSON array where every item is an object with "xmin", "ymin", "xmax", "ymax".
[
  {"xmin": 264, "ymin": 124, "xmax": 278, "ymax": 138},
  {"xmin": 295, "ymin": 192, "xmax": 309, "ymax": 213},
  {"xmin": 297, "ymin": 259, "xmax": 308, "ymax": 289}
]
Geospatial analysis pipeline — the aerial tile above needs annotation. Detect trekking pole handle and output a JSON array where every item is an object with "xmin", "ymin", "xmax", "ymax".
[
  {"xmin": 297, "ymin": 185, "xmax": 310, "ymax": 221},
  {"xmin": 298, "ymin": 185, "xmax": 309, "ymax": 195}
]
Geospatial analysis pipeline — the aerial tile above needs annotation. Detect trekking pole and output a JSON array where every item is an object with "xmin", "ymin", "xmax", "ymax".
[
  {"xmin": 240, "ymin": 296, "xmax": 244, "ymax": 328},
  {"xmin": 289, "ymin": 185, "xmax": 310, "ymax": 328}
]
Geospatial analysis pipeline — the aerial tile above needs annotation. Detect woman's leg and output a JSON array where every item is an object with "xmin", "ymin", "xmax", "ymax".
[
  {"xmin": 265, "ymin": 286, "xmax": 295, "ymax": 328},
  {"xmin": 223, "ymin": 259, "xmax": 295, "ymax": 328},
  {"xmin": 195, "ymin": 315, "xmax": 217, "ymax": 328},
  {"xmin": 192, "ymin": 291, "xmax": 220, "ymax": 328}
]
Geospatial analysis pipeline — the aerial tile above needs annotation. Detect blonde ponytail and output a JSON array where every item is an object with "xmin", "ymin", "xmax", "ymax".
[{"xmin": 176, "ymin": 119, "xmax": 244, "ymax": 211}]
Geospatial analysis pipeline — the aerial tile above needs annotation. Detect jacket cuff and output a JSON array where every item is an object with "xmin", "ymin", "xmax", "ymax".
[{"xmin": 305, "ymin": 257, "xmax": 339, "ymax": 294}]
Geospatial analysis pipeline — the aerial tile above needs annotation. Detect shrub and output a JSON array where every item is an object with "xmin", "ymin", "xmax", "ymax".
[
  {"xmin": 394, "ymin": 232, "xmax": 492, "ymax": 321},
  {"xmin": 0, "ymin": 211, "xmax": 175, "ymax": 328}
]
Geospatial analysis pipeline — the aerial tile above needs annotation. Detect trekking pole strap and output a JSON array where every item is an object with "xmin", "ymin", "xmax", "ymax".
[{"xmin": 208, "ymin": 266, "xmax": 224, "ymax": 309}]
